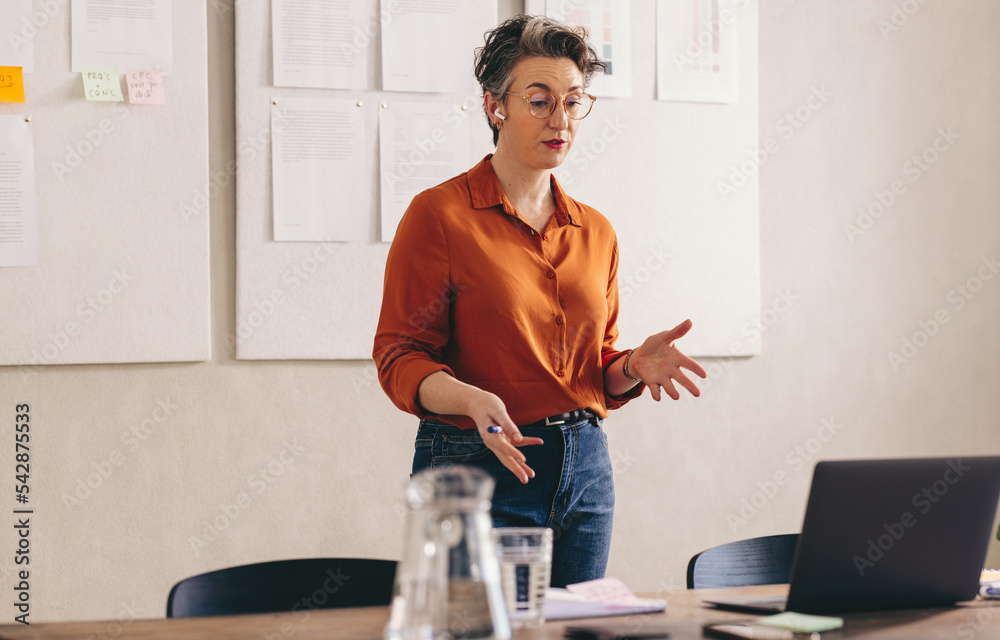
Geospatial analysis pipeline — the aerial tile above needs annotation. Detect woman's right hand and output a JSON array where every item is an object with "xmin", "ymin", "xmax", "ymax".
[{"xmin": 465, "ymin": 390, "xmax": 544, "ymax": 484}]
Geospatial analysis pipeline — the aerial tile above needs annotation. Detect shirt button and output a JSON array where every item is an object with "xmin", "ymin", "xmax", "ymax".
[
  {"xmin": 546, "ymin": 271, "xmax": 555, "ymax": 279},
  {"xmin": 556, "ymin": 369, "xmax": 565, "ymax": 377},
  {"xmin": 555, "ymin": 316, "xmax": 564, "ymax": 325}
]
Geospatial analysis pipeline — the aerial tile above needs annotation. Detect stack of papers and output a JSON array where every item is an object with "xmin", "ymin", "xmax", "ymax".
[{"xmin": 545, "ymin": 578, "xmax": 667, "ymax": 620}]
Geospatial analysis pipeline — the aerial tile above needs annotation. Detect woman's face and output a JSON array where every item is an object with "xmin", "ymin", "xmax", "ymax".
[{"xmin": 495, "ymin": 56, "xmax": 586, "ymax": 172}]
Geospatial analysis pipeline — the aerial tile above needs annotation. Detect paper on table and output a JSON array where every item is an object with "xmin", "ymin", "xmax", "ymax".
[
  {"xmin": 0, "ymin": 67, "xmax": 26, "ymax": 103},
  {"xmin": 566, "ymin": 577, "xmax": 650, "ymax": 606},
  {"xmin": 656, "ymin": 0, "xmax": 740, "ymax": 104},
  {"xmin": 1, "ymin": 0, "xmax": 34, "ymax": 73},
  {"xmin": 272, "ymin": 0, "xmax": 368, "ymax": 89},
  {"xmin": 271, "ymin": 97, "xmax": 369, "ymax": 242},
  {"xmin": 381, "ymin": 0, "xmax": 495, "ymax": 94},
  {"xmin": 82, "ymin": 68, "xmax": 123, "ymax": 102},
  {"xmin": 544, "ymin": 588, "xmax": 667, "ymax": 621},
  {"xmin": 125, "ymin": 68, "xmax": 165, "ymax": 104},
  {"xmin": 0, "ymin": 115, "xmax": 38, "ymax": 267},
  {"xmin": 379, "ymin": 100, "xmax": 471, "ymax": 242},
  {"xmin": 72, "ymin": 0, "xmax": 172, "ymax": 75},
  {"xmin": 545, "ymin": 0, "xmax": 633, "ymax": 99}
]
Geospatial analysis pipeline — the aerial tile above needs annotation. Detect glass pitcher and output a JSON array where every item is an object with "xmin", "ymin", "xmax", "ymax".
[{"xmin": 385, "ymin": 465, "xmax": 511, "ymax": 640}]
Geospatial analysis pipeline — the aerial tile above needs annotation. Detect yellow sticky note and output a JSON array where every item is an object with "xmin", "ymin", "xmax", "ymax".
[
  {"xmin": 0, "ymin": 67, "xmax": 26, "ymax": 103},
  {"xmin": 82, "ymin": 68, "xmax": 123, "ymax": 102}
]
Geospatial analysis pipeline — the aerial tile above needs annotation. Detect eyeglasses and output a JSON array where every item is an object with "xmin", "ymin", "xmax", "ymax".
[{"xmin": 504, "ymin": 90, "xmax": 597, "ymax": 120}]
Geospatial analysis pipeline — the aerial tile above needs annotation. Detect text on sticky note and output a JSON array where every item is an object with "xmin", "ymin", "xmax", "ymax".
[
  {"xmin": 125, "ymin": 68, "xmax": 165, "ymax": 105},
  {"xmin": 0, "ymin": 67, "xmax": 26, "ymax": 103},
  {"xmin": 82, "ymin": 68, "xmax": 123, "ymax": 102}
]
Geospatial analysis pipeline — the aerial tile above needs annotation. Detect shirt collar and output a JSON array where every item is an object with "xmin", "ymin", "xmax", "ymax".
[{"xmin": 468, "ymin": 154, "xmax": 584, "ymax": 228}]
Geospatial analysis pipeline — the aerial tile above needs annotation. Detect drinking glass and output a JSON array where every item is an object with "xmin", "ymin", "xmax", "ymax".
[{"xmin": 494, "ymin": 527, "xmax": 553, "ymax": 629}]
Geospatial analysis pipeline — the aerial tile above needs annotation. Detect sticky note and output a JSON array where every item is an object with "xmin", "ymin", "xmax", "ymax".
[
  {"xmin": 758, "ymin": 612, "xmax": 844, "ymax": 633},
  {"xmin": 0, "ymin": 67, "xmax": 26, "ymax": 103},
  {"xmin": 125, "ymin": 68, "xmax": 165, "ymax": 105},
  {"xmin": 82, "ymin": 68, "xmax": 123, "ymax": 102}
]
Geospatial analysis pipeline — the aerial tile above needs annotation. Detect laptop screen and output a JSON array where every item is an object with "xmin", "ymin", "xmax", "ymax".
[{"xmin": 785, "ymin": 456, "xmax": 1000, "ymax": 614}]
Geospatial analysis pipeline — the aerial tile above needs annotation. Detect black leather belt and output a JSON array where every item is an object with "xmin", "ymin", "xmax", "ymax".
[{"xmin": 522, "ymin": 408, "xmax": 596, "ymax": 429}]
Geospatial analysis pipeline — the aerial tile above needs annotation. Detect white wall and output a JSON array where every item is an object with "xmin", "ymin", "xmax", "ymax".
[{"xmin": 1, "ymin": 0, "xmax": 998, "ymax": 623}]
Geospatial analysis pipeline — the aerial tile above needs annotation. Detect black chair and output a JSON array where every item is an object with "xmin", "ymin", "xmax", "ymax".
[
  {"xmin": 166, "ymin": 558, "xmax": 397, "ymax": 617},
  {"xmin": 686, "ymin": 534, "xmax": 799, "ymax": 589}
]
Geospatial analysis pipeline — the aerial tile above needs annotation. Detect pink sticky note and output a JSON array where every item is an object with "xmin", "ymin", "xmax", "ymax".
[
  {"xmin": 565, "ymin": 577, "xmax": 648, "ymax": 605},
  {"xmin": 125, "ymin": 68, "xmax": 165, "ymax": 105}
]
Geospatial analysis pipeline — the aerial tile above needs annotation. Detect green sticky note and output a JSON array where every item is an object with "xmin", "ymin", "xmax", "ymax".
[
  {"xmin": 82, "ymin": 68, "xmax": 123, "ymax": 102},
  {"xmin": 757, "ymin": 612, "xmax": 844, "ymax": 633}
]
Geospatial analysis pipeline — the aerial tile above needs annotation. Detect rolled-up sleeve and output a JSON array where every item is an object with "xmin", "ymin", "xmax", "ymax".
[
  {"xmin": 601, "ymin": 240, "xmax": 645, "ymax": 409},
  {"xmin": 373, "ymin": 193, "xmax": 455, "ymax": 417}
]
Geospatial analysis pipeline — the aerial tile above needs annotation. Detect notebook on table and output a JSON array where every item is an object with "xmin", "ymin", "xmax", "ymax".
[{"xmin": 705, "ymin": 456, "xmax": 1000, "ymax": 614}]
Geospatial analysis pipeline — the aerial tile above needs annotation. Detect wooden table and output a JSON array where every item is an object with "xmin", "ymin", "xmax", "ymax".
[{"xmin": 1, "ymin": 585, "xmax": 999, "ymax": 639}]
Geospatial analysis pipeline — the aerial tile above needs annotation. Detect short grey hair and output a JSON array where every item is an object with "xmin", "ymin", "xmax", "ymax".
[{"xmin": 474, "ymin": 14, "xmax": 607, "ymax": 146}]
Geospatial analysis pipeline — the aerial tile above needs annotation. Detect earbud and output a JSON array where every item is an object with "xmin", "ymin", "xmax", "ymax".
[{"xmin": 494, "ymin": 108, "xmax": 506, "ymax": 121}]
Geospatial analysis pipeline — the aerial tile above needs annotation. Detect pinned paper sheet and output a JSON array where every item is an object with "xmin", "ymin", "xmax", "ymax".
[
  {"xmin": 381, "ymin": 3, "xmax": 496, "ymax": 93},
  {"xmin": 2, "ymin": 1, "xmax": 34, "ymax": 73},
  {"xmin": 125, "ymin": 68, "xmax": 165, "ymax": 105},
  {"xmin": 72, "ymin": 0, "xmax": 173, "ymax": 75},
  {"xmin": 0, "ymin": 115, "xmax": 38, "ymax": 267},
  {"xmin": 545, "ymin": 0, "xmax": 633, "ymax": 98},
  {"xmin": 270, "ymin": 97, "xmax": 369, "ymax": 242},
  {"xmin": 656, "ymin": 0, "xmax": 740, "ymax": 103},
  {"xmin": 82, "ymin": 68, "xmax": 123, "ymax": 102},
  {"xmin": 272, "ymin": 0, "xmax": 367, "ymax": 89},
  {"xmin": 0, "ymin": 67, "xmax": 25, "ymax": 103}
]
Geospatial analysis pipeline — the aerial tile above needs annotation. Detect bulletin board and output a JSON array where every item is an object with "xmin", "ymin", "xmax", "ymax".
[
  {"xmin": 234, "ymin": 0, "xmax": 498, "ymax": 359},
  {"xmin": 0, "ymin": 2, "xmax": 210, "ymax": 366},
  {"xmin": 235, "ymin": 0, "xmax": 759, "ymax": 360}
]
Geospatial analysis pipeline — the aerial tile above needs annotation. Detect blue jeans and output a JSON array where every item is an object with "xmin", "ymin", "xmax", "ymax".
[{"xmin": 412, "ymin": 414, "xmax": 614, "ymax": 588}]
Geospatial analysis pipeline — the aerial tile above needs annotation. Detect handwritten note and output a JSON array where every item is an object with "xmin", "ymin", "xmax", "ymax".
[
  {"xmin": 82, "ymin": 68, "xmax": 123, "ymax": 102},
  {"xmin": 0, "ymin": 67, "xmax": 25, "ymax": 103},
  {"xmin": 125, "ymin": 68, "xmax": 165, "ymax": 105}
]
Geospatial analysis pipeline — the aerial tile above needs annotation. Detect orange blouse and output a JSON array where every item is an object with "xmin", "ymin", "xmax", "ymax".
[{"xmin": 373, "ymin": 155, "xmax": 643, "ymax": 429}]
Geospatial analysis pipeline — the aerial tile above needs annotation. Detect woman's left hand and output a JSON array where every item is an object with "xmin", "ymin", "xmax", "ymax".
[{"xmin": 630, "ymin": 319, "xmax": 708, "ymax": 401}]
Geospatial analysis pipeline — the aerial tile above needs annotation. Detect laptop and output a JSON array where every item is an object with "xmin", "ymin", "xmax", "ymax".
[{"xmin": 705, "ymin": 456, "xmax": 1000, "ymax": 614}]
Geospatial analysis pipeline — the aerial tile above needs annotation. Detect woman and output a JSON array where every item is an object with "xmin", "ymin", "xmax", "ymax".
[{"xmin": 373, "ymin": 15, "xmax": 706, "ymax": 588}]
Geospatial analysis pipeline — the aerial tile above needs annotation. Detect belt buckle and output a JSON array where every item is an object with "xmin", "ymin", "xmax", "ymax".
[{"xmin": 544, "ymin": 414, "xmax": 567, "ymax": 427}]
